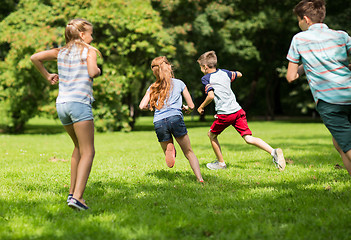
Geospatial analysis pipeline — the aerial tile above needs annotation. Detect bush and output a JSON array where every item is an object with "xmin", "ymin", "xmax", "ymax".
[{"xmin": 0, "ymin": 0, "xmax": 175, "ymax": 132}]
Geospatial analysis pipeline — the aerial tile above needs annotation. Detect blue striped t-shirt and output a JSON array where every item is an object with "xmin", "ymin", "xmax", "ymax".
[
  {"xmin": 287, "ymin": 23, "xmax": 351, "ymax": 104},
  {"xmin": 57, "ymin": 45, "xmax": 94, "ymax": 105}
]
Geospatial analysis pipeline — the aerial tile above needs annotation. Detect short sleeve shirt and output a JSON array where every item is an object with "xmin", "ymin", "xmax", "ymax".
[
  {"xmin": 57, "ymin": 45, "xmax": 94, "ymax": 105},
  {"xmin": 287, "ymin": 23, "xmax": 351, "ymax": 104},
  {"xmin": 201, "ymin": 69, "xmax": 241, "ymax": 114},
  {"xmin": 151, "ymin": 78, "xmax": 186, "ymax": 123}
]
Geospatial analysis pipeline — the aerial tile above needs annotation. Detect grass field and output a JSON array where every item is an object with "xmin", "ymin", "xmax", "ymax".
[{"xmin": 1, "ymin": 116, "xmax": 350, "ymax": 240}]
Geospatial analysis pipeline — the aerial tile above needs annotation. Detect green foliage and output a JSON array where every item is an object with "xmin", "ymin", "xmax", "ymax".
[
  {"xmin": 151, "ymin": 0, "xmax": 298, "ymax": 118},
  {"xmin": 325, "ymin": 0, "xmax": 351, "ymax": 33},
  {"xmin": 0, "ymin": 0, "xmax": 19, "ymax": 21},
  {"xmin": 0, "ymin": 0, "xmax": 350, "ymax": 132},
  {"xmin": 0, "ymin": 0, "xmax": 175, "ymax": 132},
  {"xmin": 85, "ymin": 1, "xmax": 175, "ymax": 131},
  {"xmin": 151, "ymin": 0, "xmax": 350, "ymax": 118},
  {"xmin": 0, "ymin": 0, "xmax": 59, "ymax": 132}
]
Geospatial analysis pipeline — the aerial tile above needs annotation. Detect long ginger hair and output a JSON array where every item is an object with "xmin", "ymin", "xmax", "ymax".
[{"xmin": 149, "ymin": 56, "xmax": 174, "ymax": 110}]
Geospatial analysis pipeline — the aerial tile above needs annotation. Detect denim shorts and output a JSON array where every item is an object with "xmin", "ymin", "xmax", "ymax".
[
  {"xmin": 316, "ymin": 99, "xmax": 351, "ymax": 153},
  {"xmin": 56, "ymin": 102, "xmax": 93, "ymax": 125},
  {"xmin": 154, "ymin": 115, "xmax": 188, "ymax": 142}
]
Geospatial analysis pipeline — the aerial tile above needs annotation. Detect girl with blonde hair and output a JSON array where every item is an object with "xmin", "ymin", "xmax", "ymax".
[
  {"xmin": 139, "ymin": 56, "xmax": 204, "ymax": 182},
  {"xmin": 31, "ymin": 18, "xmax": 101, "ymax": 210}
]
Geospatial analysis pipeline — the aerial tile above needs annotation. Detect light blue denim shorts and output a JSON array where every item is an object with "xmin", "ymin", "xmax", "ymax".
[{"xmin": 56, "ymin": 102, "xmax": 93, "ymax": 125}]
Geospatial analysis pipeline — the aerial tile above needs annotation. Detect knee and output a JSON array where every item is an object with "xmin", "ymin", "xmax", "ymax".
[
  {"xmin": 183, "ymin": 148, "xmax": 195, "ymax": 159},
  {"xmin": 243, "ymin": 135, "xmax": 254, "ymax": 145},
  {"xmin": 80, "ymin": 148, "xmax": 95, "ymax": 159},
  {"xmin": 181, "ymin": 143, "xmax": 193, "ymax": 156},
  {"xmin": 208, "ymin": 131, "xmax": 217, "ymax": 140}
]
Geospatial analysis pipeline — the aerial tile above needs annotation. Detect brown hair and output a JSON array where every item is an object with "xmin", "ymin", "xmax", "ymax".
[
  {"xmin": 149, "ymin": 56, "xmax": 174, "ymax": 111},
  {"xmin": 197, "ymin": 50, "xmax": 217, "ymax": 68},
  {"xmin": 62, "ymin": 18, "xmax": 101, "ymax": 57},
  {"xmin": 293, "ymin": 0, "xmax": 326, "ymax": 23}
]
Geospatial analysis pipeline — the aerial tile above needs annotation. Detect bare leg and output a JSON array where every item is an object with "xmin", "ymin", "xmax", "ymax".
[
  {"xmin": 63, "ymin": 124, "xmax": 80, "ymax": 196},
  {"xmin": 242, "ymin": 135, "xmax": 273, "ymax": 154},
  {"xmin": 332, "ymin": 137, "xmax": 351, "ymax": 176},
  {"xmin": 175, "ymin": 134, "xmax": 203, "ymax": 182},
  {"xmin": 208, "ymin": 131, "xmax": 224, "ymax": 163},
  {"xmin": 64, "ymin": 120, "xmax": 95, "ymax": 206}
]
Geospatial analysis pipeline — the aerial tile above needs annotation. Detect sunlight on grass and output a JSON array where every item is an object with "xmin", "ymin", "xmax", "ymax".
[{"xmin": 1, "ymin": 117, "xmax": 350, "ymax": 239}]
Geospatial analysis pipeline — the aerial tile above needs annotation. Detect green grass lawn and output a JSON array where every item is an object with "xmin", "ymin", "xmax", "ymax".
[{"xmin": 1, "ymin": 116, "xmax": 350, "ymax": 240}]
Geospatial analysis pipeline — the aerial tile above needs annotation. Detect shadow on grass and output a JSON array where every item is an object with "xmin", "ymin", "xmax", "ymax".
[
  {"xmin": 133, "ymin": 116, "xmax": 324, "ymax": 132},
  {"xmin": 24, "ymin": 123, "xmax": 65, "ymax": 135},
  {"xmin": 20, "ymin": 116, "xmax": 324, "ymax": 134},
  {"xmin": 194, "ymin": 133, "xmax": 339, "ymax": 170},
  {"xmin": 147, "ymin": 169, "xmax": 198, "ymax": 182},
  {"xmin": 1, "ymin": 163, "xmax": 350, "ymax": 240},
  {"xmin": 89, "ymin": 169, "xmax": 350, "ymax": 240}
]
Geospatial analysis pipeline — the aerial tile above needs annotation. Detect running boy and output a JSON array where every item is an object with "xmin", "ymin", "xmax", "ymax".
[
  {"xmin": 286, "ymin": 0, "xmax": 351, "ymax": 176},
  {"xmin": 197, "ymin": 51, "xmax": 286, "ymax": 170}
]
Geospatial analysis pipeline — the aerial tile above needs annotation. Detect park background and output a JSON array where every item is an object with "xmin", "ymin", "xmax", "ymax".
[
  {"xmin": 1, "ymin": 0, "xmax": 351, "ymax": 239},
  {"xmin": 0, "ymin": 0, "xmax": 350, "ymax": 133}
]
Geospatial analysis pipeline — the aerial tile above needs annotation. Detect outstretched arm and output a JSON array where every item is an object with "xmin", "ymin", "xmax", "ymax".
[
  {"xmin": 182, "ymin": 86, "xmax": 194, "ymax": 114},
  {"xmin": 197, "ymin": 90, "xmax": 214, "ymax": 115},
  {"xmin": 139, "ymin": 90, "xmax": 150, "ymax": 110},
  {"xmin": 30, "ymin": 48, "xmax": 59, "ymax": 85}
]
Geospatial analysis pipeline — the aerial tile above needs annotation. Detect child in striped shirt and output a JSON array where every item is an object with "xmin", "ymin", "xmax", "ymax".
[
  {"xmin": 286, "ymin": 0, "xmax": 351, "ymax": 176},
  {"xmin": 31, "ymin": 18, "xmax": 101, "ymax": 210}
]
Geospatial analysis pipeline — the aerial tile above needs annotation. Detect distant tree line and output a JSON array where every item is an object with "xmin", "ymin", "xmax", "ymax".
[{"xmin": 0, "ymin": 0, "xmax": 350, "ymax": 132}]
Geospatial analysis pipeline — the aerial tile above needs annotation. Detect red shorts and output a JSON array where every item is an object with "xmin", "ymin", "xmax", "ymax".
[{"xmin": 210, "ymin": 109, "xmax": 252, "ymax": 136}]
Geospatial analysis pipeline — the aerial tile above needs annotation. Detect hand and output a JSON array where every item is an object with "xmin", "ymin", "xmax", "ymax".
[
  {"xmin": 97, "ymin": 64, "xmax": 103, "ymax": 76},
  {"xmin": 197, "ymin": 107, "xmax": 204, "ymax": 115},
  {"xmin": 182, "ymin": 105, "xmax": 193, "ymax": 114},
  {"xmin": 48, "ymin": 73, "xmax": 59, "ymax": 85}
]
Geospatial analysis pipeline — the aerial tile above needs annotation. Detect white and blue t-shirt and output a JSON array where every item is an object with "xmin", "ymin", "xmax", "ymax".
[
  {"xmin": 57, "ymin": 45, "xmax": 94, "ymax": 105},
  {"xmin": 201, "ymin": 69, "xmax": 241, "ymax": 114},
  {"xmin": 150, "ymin": 78, "xmax": 186, "ymax": 123}
]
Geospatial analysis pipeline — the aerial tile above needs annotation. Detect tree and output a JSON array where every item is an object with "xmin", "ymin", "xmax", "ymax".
[
  {"xmin": 151, "ymin": 0, "xmax": 351, "ymax": 119},
  {"xmin": 0, "ymin": 0, "xmax": 174, "ymax": 132},
  {"xmin": 151, "ymin": 0, "xmax": 298, "ymax": 120},
  {"xmin": 0, "ymin": 0, "xmax": 19, "ymax": 21}
]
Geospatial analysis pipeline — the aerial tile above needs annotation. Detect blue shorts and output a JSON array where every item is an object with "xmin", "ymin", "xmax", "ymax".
[
  {"xmin": 56, "ymin": 102, "xmax": 93, "ymax": 126},
  {"xmin": 154, "ymin": 115, "xmax": 188, "ymax": 142},
  {"xmin": 316, "ymin": 100, "xmax": 351, "ymax": 153}
]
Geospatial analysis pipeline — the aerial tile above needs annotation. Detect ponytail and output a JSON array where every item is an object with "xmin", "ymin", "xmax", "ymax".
[
  {"xmin": 62, "ymin": 18, "xmax": 102, "ymax": 58},
  {"xmin": 149, "ymin": 56, "xmax": 174, "ymax": 111}
]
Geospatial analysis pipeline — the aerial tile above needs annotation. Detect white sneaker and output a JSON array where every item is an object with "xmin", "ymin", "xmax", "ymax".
[
  {"xmin": 206, "ymin": 160, "xmax": 227, "ymax": 170},
  {"xmin": 272, "ymin": 148, "xmax": 286, "ymax": 171}
]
